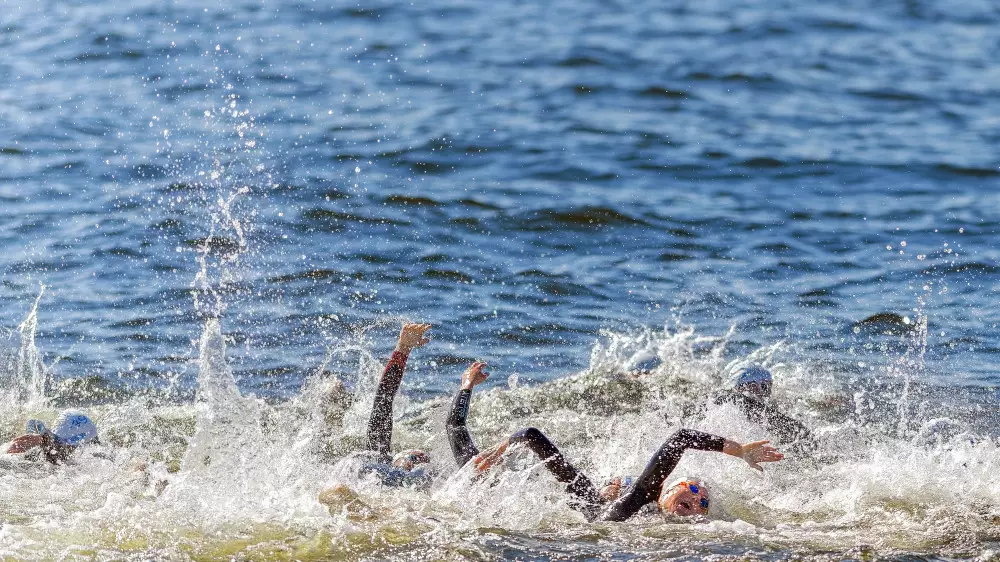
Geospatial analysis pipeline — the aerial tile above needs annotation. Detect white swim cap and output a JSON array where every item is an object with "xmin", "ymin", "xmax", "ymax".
[{"xmin": 51, "ymin": 411, "xmax": 99, "ymax": 446}]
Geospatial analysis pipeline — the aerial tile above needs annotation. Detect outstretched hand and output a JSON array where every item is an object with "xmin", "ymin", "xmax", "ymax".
[
  {"xmin": 472, "ymin": 438, "xmax": 510, "ymax": 475},
  {"xmin": 461, "ymin": 361, "xmax": 489, "ymax": 390},
  {"xmin": 396, "ymin": 323, "xmax": 431, "ymax": 353},
  {"xmin": 740, "ymin": 440, "xmax": 784, "ymax": 471}
]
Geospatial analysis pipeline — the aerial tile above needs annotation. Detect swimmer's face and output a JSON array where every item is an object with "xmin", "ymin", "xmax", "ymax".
[
  {"xmin": 738, "ymin": 380, "xmax": 772, "ymax": 398},
  {"xmin": 391, "ymin": 449, "xmax": 430, "ymax": 471},
  {"xmin": 658, "ymin": 481, "xmax": 710, "ymax": 517}
]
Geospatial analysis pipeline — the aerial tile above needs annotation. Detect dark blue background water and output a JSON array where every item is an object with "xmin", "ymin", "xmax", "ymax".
[{"xmin": 1, "ymin": 0, "xmax": 998, "ymax": 396}]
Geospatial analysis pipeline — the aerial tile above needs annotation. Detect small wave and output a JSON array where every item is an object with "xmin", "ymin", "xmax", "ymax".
[
  {"xmin": 517, "ymin": 207, "xmax": 649, "ymax": 230},
  {"xmin": 658, "ymin": 252, "xmax": 693, "ymax": 262},
  {"xmin": 851, "ymin": 312, "xmax": 922, "ymax": 335},
  {"xmin": 109, "ymin": 317, "xmax": 155, "ymax": 328},
  {"xmin": 423, "ymin": 269, "xmax": 473, "ymax": 283},
  {"xmin": 92, "ymin": 247, "xmax": 142, "ymax": 258},
  {"xmin": 344, "ymin": 7, "xmax": 382, "ymax": 18},
  {"xmin": 456, "ymin": 198, "xmax": 501, "ymax": 210},
  {"xmin": 933, "ymin": 163, "xmax": 999, "ymax": 178},
  {"xmin": 557, "ymin": 56, "xmax": 603, "ymax": 68},
  {"xmin": 739, "ymin": 157, "xmax": 786, "ymax": 168},
  {"xmin": 849, "ymin": 88, "xmax": 927, "ymax": 102},
  {"xmin": 383, "ymin": 195, "xmax": 443, "ymax": 207},
  {"xmin": 687, "ymin": 71, "xmax": 778, "ymax": 84},
  {"xmin": 131, "ymin": 164, "xmax": 169, "ymax": 180},
  {"xmin": 301, "ymin": 208, "xmax": 411, "ymax": 227},
  {"xmin": 267, "ymin": 269, "xmax": 344, "ymax": 284},
  {"xmin": 571, "ymin": 84, "xmax": 604, "ymax": 95},
  {"xmin": 638, "ymin": 86, "xmax": 690, "ymax": 100},
  {"xmin": 920, "ymin": 261, "xmax": 1000, "ymax": 276},
  {"xmin": 184, "ymin": 236, "xmax": 242, "ymax": 255}
]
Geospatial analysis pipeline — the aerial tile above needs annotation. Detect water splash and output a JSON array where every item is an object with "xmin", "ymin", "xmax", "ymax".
[{"xmin": 15, "ymin": 286, "xmax": 47, "ymax": 406}]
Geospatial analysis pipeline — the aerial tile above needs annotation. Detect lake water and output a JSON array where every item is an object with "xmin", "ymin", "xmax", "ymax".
[{"xmin": 1, "ymin": 0, "xmax": 999, "ymax": 559}]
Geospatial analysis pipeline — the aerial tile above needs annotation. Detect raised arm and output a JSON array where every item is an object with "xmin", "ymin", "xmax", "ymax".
[
  {"xmin": 600, "ymin": 429, "xmax": 782, "ymax": 522},
  {"xmin": 446, "ymin": 361, "xmax": 489, "ymax": 467},
  {"xmin": 725, "ymin": 392, "xmax": 813, "ymax": 448},
  {"xmin": 366, "ymin": 323, "xmax": 431, "ymax": 460}
]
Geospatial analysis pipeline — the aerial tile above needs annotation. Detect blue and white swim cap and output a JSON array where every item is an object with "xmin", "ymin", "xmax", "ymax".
[
  {"xmin": 51, "ymin": 412, "xmax": 99, "ymax": 446},
  {"xmin": 25, "ymin": 419, "xmax": 49, "ymax": 435},
  {"xmin": 732, "ymin": 366, "xmax": 773, "ymax": 387}
]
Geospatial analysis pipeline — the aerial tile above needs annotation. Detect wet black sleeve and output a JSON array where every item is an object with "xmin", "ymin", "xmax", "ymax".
[
  {"xmin": 600, "ymin": 429, "xmax": 725, "ymax": 522},
  {"xmin": 446, "ymin": 388, "xmax": 480, "ymax": 467},
  {"xmin": 509, "ymin": 427, "xmax": 604, "ymax": 520},
  {"xmin": 727, "ymin": 393, "xmax": 813, "ymax": 446},
  {"xmin": 366, "ymin": 350, "xmax": 409, "ymax": 461}
]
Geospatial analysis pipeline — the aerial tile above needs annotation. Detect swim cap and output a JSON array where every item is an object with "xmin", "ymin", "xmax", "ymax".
[
  {"xmin": 51, "ymin": 412, "xmax": 98, "ymax": 446},
  {"xmin": 732, "ymin": 366, "xmax": 772, "ymax": 387},
  {"xmin": 25, "ymin": 419, "xmax": 49, "ymax": 435},
  {"xmin": 391, "ymin": 449, "xmax": 429, "ymax": 471}
]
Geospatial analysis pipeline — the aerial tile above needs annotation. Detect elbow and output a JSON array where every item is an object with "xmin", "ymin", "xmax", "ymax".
[
  {"xmin": 511, "ymin": 426, "xmax": 544, "ymax": 443},
  {"xmin": 670, "ymin": 428, "xmax": 697, "ymax": 442}
]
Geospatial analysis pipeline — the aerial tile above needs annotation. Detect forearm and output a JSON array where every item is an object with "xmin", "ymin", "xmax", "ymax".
[
  {"xmin": 446, "ymin": 388, "xmax": 480, "ymax": 466},
  {"xmin": 366, "ymin": 349, "xmax": 410, "ymax": 457},
  {"xmin": 509, "ymin": 427, "xmax": 603, "ymax": 517}
]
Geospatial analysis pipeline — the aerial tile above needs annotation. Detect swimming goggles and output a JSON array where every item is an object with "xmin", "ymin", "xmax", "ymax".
[{"xmin": 686, "ymin": 483, "xmax": 710, "ymax": 509}]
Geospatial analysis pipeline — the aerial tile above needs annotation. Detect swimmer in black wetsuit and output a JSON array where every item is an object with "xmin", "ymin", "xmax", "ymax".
[
  {"xmin": 445, "ymin": 362, "xmax": 783, "ymax": 521},
  {"xmin": 711, "ymin": 366, "xmax": 813, "ymax": 452},
  {"xmin": 356, "ymin": 322, "xmax": 434, "ymax": 487}
]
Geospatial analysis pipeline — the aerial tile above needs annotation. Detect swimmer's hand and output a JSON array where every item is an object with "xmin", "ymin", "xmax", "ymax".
[
  {"xmin": 6, "ymin": 434, "xmax": 45, "ymax": 454},
  {"xmin": 396, "ymin": 323, "xmax": 432, "ymax": 353},
  {"xmin": 472, "ymin": 437, "xmax": 510, "ymax": 475},
  {"xmin": 723, "ymin": 439, "xmax": 784, "ymax": 471},
  {"xmin": 461, "ymin": 361, "xmax": 489, "ymax": 391}
]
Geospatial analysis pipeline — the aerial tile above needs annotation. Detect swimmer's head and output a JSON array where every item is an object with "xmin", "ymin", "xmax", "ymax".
[
  {"xmin": 391, "ymin": 449, "xmax": 430, "ymax": 471},
  {"xmin": 51, "ymin": 411, "xmax": 99, "ymax": 446},
  {"xmin": 658, "ymin": 478, "xmax": 710, "ymax": 516},
  {"xmin": 732, "ymin": 366, "xmax": 773, "ymax": 398}
]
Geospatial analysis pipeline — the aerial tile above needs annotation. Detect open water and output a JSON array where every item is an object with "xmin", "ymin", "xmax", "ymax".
[{"xmin": 1, "ymin": 0, "xmax": 999, "ymax": 559}]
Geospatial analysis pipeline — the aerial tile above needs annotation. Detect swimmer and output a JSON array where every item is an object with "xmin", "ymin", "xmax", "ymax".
[
  {"xmin": 711, "ymin": 366, "xmax": 813, "ymax": 451},
  {"xmin": 445, "ymin": 362, "xmax": 783, "ymax": 521},
  {"xmin": 356, "ymin": 322, "xmax": 434, "ymax": 487},
  {"xmin": 4, "ymin": 411, "xmax": 100, "ymax": 464}
]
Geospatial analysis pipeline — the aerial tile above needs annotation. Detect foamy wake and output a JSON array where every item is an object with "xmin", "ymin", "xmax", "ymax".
[{"xmin": 1, "ymin": 314, "xmax": 997, "ymax": 559}]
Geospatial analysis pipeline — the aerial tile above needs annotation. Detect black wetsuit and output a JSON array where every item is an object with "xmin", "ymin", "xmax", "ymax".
[
  {"xmin": 445, "ymin": 387, "xmax": 725, "ymax": 522},
  {"xmin": 712, "ymin": 389, "xmax": 813, "ymax": 452},
  {"xmin": 367, "ymin": 349, "xmax": 409, "ymax": 463},
  {"xmin": 359, "ymin": 349, "xmax": 431, "ymax": 487},
  {"xmin": 446, "ymin": 388, "xmax": 480, "ymax": 466}
]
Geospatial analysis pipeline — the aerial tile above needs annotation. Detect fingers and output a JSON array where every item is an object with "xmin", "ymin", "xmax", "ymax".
[
  {"xmin": 398, "ymin": 323, "xmax": 432, "ymax": 350},
  {"xmin": 462, "ymin": 361, "xmax": 491, "ymax": 388}
]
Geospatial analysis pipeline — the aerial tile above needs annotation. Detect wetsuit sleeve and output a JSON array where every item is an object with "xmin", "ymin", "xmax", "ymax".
[
  {"xmin": 366, "ymin": 349, "xmax": 409, "ymax": 460},
  {"xmin": 600, "ymin": 428, "xmax": 725, "ymax": 522},
  {"xmin": 728, "ymin": 393, "xmax": 813, "ymax": 446},
  {"xmin": 509, "ymin": 427, "xmax": 604, "ymax": 520},
  {"xmin": 446, "ymin": 388, "xmax": 480, "ymax": 467}
]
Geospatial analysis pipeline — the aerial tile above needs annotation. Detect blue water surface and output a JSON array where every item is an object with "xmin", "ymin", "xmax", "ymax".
[{"xmin": 1, "ymin": 0, "xmax": 998, "ymax": 397}]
